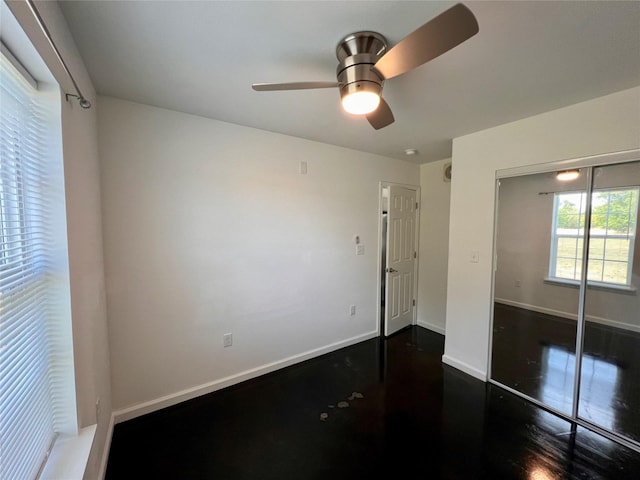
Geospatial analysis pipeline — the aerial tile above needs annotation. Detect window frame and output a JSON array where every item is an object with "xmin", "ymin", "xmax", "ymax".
[
  {"xmin": 0, "ymin": 40, "xmax": 79, "ymax": 479},
  {"xmin": 548, "ymin": 187, "xmax": 639, "ymax": 289}
]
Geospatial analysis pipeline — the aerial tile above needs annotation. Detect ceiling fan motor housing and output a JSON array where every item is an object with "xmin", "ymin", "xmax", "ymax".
[{"xmin": 336, "ymin": 32, "xmax": 388, "ymax": 102}]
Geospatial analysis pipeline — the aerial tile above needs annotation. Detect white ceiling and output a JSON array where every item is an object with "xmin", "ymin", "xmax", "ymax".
[{"xmin": 58, "ymin": 0, "xmax": 640, "ymax": 164}]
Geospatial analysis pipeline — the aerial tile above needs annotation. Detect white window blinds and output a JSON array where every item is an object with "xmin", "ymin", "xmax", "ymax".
[{"xmin": 0, "ymin": 50, "xmax": 56, "ymax": 480}]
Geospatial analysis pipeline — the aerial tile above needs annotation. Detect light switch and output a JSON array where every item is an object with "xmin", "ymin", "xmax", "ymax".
[{"xmin": 299, "ymin": 161, "xmax": 308, "ymax": 175}]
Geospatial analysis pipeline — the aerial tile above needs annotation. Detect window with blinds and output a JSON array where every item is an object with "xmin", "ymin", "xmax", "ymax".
[{"xmin": 0, "ymin": 49, "xmax": 61, "ymax": 479}]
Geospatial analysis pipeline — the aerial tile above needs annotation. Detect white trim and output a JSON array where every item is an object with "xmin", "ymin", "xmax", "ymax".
[
  {"xmin": 496, "ymin": 149, "xmax": 640, "ymax": 179},
  {"xmin": 97, "ymin": 413, "xmax": 115, "ymax": 480},
  {"xmin": 0, "ymin": 41, "xmax": 37, "ymax": 88},
  {"xmin": 543, "ymin": 276, "xmax": 637, "ymax": 294},
  {"xmin": 442, "ymin": 354, "xmax": 487, "ymax": 381},
  {"xmin": 487, "ymin": 176, "xmax": 501, "ymax": 381},
  {"xmin": 494, "ymin": 298, "xmax": 640, "ymax": 334},
  {"xmin": 417, "ymin": 320, "xmax": 445, "ymax": 335},
  {"xmin": 376, "ymin": 183, "xmax": 386, "ymax": 337},
  {"xmin": 113, "ymin": 330, "xmax": 379, "ymax": 424},
  {"xmin": 39, "ymin": 425, "xmax": 96, "ymax": 480}
]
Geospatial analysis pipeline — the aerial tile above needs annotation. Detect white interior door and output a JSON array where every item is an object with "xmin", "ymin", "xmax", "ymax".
[{"xmin": 384, "ymin": 185, "xmax": 417, "ymax": 336}]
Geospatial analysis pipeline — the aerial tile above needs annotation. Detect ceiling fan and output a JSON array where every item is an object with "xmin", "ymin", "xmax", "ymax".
[{"xmin": 252, "ymin": 3, "xmax": 478, "ymax": 130}]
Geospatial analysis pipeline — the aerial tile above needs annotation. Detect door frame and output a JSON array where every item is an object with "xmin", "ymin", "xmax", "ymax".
[{"xmin": 376, "ymin": 181, "xmax": 421, "ymax": 337}]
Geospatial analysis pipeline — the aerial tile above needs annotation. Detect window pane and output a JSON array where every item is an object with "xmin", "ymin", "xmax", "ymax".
[
  {"xmin": 586, "ymin": 259, "xmax": 604, "ymax": 282},
  {"xmin": 588, "ymin": 188, "xmax": 637, "ymax": 286},
  {"xmin": 592, "ymin": 190, "xmax": 636, "ymax": 235},
  {"xmin": 558, "ymin": 237, "xmax": 580, "ymax": 258},
  {"xmin": 557, "ymin": 213, "xmax": 582, "ymax": 229},
  {"xmin": 588, "ymin": 238, "xmax": 605, "ymax": 261},
  {"xmin": 603, "ymin": 237, "xmax": 630, "ymax": 262},
  {"xmin": 556, "ymin": 256, "xmax": 579, "ymax": 280},
  {"xmin": 601, "ymin": 260, "xmax": 628, "ymax": 285},
  {"xmin": 607, "ymin": 214, "xmax": 632, "ymax": 235}
]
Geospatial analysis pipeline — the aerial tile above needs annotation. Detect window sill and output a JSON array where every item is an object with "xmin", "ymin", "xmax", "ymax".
[
  {"xmin": 39, "ymin": 424, "xmax": 96, "ymax": 480},
  {"xmin": 544, "ymin": 277, "xmax": 637, "ymax": 294}
]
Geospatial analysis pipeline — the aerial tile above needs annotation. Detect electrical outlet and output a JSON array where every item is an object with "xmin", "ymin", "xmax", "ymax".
[
  {"xmin": 223, "ymin": 333, "xmax": 233, "ymax": 347},
  {"xmin": 350, "ymin": 305, "xmax": 356, "ymax": 316}
]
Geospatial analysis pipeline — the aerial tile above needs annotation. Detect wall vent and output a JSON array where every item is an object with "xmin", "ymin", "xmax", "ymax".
[{"xmin": 443, "ymin": 162, "xmax": 452, "ymax": 182}]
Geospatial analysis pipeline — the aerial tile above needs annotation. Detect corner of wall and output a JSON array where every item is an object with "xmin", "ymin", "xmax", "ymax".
[{"xmin": 417, "ymin": 159, "xmax": 452, "ymax": 334}]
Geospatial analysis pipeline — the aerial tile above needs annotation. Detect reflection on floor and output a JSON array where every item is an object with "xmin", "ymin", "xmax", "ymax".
[
  {"xmin": 539, "ymin": 345, "xmax": 620, "ymax": 431},
  {"xmin": 106, "ymin": 326, "xmax": 640, "ymax": 479},
  {"xmin": 492, "ymin": 302, "xmax": 640, "ymax": 444}
]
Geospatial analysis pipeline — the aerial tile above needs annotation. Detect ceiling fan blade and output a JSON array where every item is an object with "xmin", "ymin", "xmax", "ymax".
[
  {"xmin": 367, "ymin": 98, "xmax": 394, "ymax": 130},
  {"xmin": 252, "ymin": 81, "xmax": 339, "ymax": 91},
  {"xmin": 373, "ymin": 3, "xmax": 478, "ymax": 80}
]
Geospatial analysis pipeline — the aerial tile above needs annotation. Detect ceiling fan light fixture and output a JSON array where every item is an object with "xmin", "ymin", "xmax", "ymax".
[
  {"xmin": 340, "ymin": 80, "xmax": 382, "ymax": 115},
  {"xmin": 557, "ymin": 169, "xmax": 580, "ymax": 181},
  {"xmin": 342, "ymin": 90, "xmax": 380, "ymax": 115},
  {"xmin": 336, "ymin": 34, "xmax": 386, "ymax": 116}
]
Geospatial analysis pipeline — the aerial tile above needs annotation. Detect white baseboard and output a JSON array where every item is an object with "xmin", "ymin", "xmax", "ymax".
[
  {"xmin": 113, "ymin": 330, "xmax": 379, "ymax": 424},
  {"xmin": 495, "ymin": 298, "xmax": 640, "ymax": 333},
  {"xmin": 97, "ymin": 413, "xmax": 115, "ymax": 480},
  {"xmin": 442, "ymin": 354, "xmax": 487, "ymax": 381},
  {"xmin": 417, "ymin": 320, "xmax": 445, "ymax": 335}
]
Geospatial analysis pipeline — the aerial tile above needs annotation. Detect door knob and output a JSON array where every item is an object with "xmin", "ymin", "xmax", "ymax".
[{"xmin": 386, "ymin": 267, "xmax": 397, "ymax": 273}]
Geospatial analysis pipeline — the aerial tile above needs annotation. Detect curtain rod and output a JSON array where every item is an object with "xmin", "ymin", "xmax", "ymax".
[{"xmin": 26, "ymin": 0, "xmax": 91, "ymax": 109}]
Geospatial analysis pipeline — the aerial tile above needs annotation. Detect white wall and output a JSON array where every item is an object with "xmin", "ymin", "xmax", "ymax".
[
  {"xmin": 417, "ymin": 159, "xmax": 451, "ymax": 334},
  {"xmin": 444, "ymin": 86, "xmax": 640, "ymax": 380},
  {"xmin": 97, "ymin": 96, "xmax": 419, "ymax": 417},
  {"xmin": 5, "ymin": 1, "xmax": 112, "ymax": 478}
]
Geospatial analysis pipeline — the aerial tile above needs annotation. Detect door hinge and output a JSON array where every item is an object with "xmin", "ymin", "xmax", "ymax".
[
  {"xmin": 416, "ymin": 202, "xmax": 419, "ymax": 209},
  {"xmin": 414, "ymin": 251, "xmax": 417, "ymax": 259},
  {"xmin": 412, "ymin": 299, "xmax": 416, "ymax": 306}
]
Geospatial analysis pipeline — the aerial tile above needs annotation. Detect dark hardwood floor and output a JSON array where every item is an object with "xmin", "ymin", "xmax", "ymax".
[
  {"xmin": 492, "ymin": 302, "xmax": 640, "ymax": 444},
  {"xmin": 106, "ymin": 326, "xmax": 640, "ymax": 479}
]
